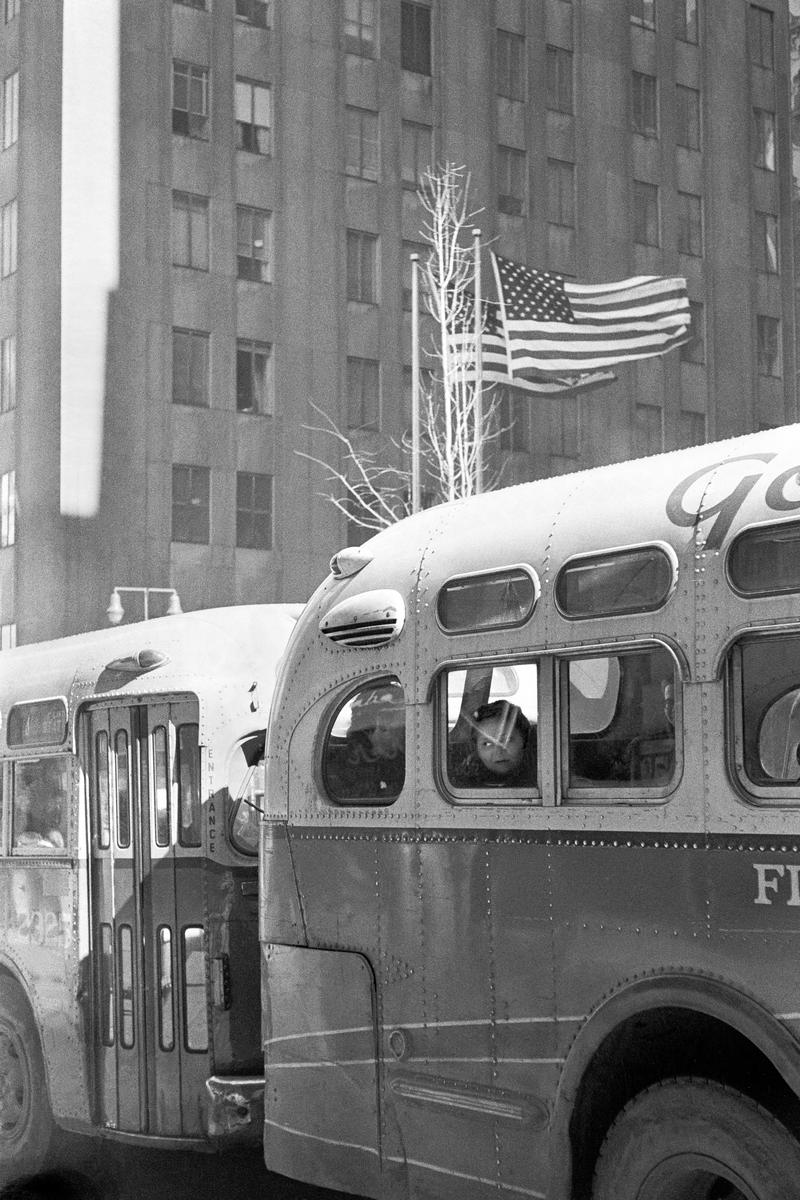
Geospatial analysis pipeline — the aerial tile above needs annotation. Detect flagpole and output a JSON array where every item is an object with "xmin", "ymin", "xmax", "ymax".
[
  {"xmin": 410, "ymin": 252, "xmax": 421, "ymax": 514},
  {"xmin": 472, "ymin": 227, "xmax": 483, "ymax": 495}
]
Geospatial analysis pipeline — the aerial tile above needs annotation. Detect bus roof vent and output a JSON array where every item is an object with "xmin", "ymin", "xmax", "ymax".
[{"xmin": 319, "ymin": 589, "xmax": 405, "ymax": 648}]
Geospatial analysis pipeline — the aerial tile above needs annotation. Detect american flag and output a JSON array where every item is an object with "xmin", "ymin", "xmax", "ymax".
[
  {"xmin": 446, "ymin": 292, "xmax": 616, "ymax": 397},
  {"xmin": 491, "ymin": 253, "xmax": 691, "ymax": 373}
]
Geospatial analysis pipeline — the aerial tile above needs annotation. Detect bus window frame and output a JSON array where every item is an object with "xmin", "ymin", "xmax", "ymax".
[
  {"xmin": 558, "ymin": 641, "xmax": 682, "ymax": 806},
  {"xmin": 435, "ymin": 562, "xmax": 540, "ymax": 636},
  {"xmin": 318, "ymin": 675, "xmax": 407, "ymax": 808},
  {"xmin": 9, "ymin": 753, "xmax": 72, "ymax": 854},
  {"xmin": 437, "ymin": 654, "xmax": 547, "ymax": 805},
  {"xmin": 553, "ymin": 540, "xmax": 678, "ymax": 622},
  {"xmin": 729, "ymin": 631, "xmax": 800, "ymax": 805}
]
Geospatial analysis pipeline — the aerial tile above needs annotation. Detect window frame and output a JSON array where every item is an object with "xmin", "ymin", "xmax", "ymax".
[
  {"xmin": 400, "ymin": 120, "xmax": 432, "ymax": 190},
  {"xmin": 630, "ymin": 0, "xmax": 656, "ymax": 29},
  {"xmin": 676, "ymin": 0, "xmax": 699, "ymax": 43},
  {"xmin": 320, "ymin": 676, "xmax": 407, "ymax": 807},
  {"xmin": 171, "ymin": 190, "xmax": 209, "ymax": 271},
  {"xmin": 236, "ymin": 204, "xmax": 272, "ymax": 282},
  {"xmin": 547, "ymin": 158, "xmax": 575, "ymax": 228},
  {"xmin": 496, "ymin": 29, "xmax": 525, "ymax": 102},
  {"xmin": 752, "ymin": 107, "xmax": 776, "ymax": 171},
  {"xmin": 631, "ymin": 70, "xmax": 658, "ymax": 137},
  {"xmin": 677, "ymin": 190, "xmax": 703, "ymax": 257},
  {"xmin": 753, "ymin": 210, "xmax": 779, "ymax": 274},
  {"xmin": 633, "ymin": 179, "xmax": 660, "ymax": 247},
  {"xmin": 344, "ymin": 0, "xmax": 377, "ymax": 57},
  {"xmin": 681, "ymin": 300, "xmax": 705, "ymax": 364},
  {"xmin": 675, "ymin": 84, "xmax": 701, "ymax": 151},
  {"xmin": 345, "ymin": 106, "xmax": 379, "ymax": 181},
  {"xmin": 236, "ymin": 338, "xmax": 273, "ymax": 414},
  {"xmin": 171, "ymin": 464, "xmax": 211, "ymax": 545},
  {"xmin": 171, "ymin": 60, "xmax": 209, "ymax": 140},
  {"xmin": 346, "ymin": 355, "xmax": 380, "ymax": 430},
  {"xmin": 756, "ymin": 314, "xmax": 781, "ymax": 378},
  {"xmin": 235, "ymin": 0, "xmax": 271, "ymax": 28},
  {"xmin": 546, "ymin": 45, "xmax": 573, "ymax": 115},
  {"xmin": 0, "ymin": 334, "xmax": 14, "ymax": 412},
  {"xmin": 400, "ymin": 1, "xmax": 432, "ymax": 76},
  {"xmin": 346, "ymin": 230, "xmax": 378, "ymax": 304},
  {"xmin": 497, "ymin": 145, "xmax": 526, "ymax": 217},
  {"xmin": 729, "ymin": 633, "xmax": 800, "ymax": 805},
  {"xmin": 559, "ymin": 642, "xmax": 682, "ymax": 805},
  {"xmin": 554, "ymin": 542, "xmax": 678, "ymax": 621},
  {"xmin": 235, "ymin": 78, "xmax": 272, "ymax": 156},
  {"xmin": 171, "ymin": 328, "xmax": 210, "ymax": 408},
  {"xmin": 3, "ymin": 70, "xmax": 18, "ymax": 150},
  {"xmin": 748, "ymin": 4, "xmax": 774, "ymax": 70},
  {"xmin": 236, "ymin": 470, "xmax": 273, "ymax": 551}
]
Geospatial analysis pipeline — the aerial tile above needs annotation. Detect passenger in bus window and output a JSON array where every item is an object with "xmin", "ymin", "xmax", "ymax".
[
  {"xmin": 13, "ymin": 760, "xmax": 67, "ymax": 850},
  {"xmin": 457, "ymin": 701, "xmax": 537, "ymax": 789},
  {"xmin": 327, "ymin": 681, "xmax": 406, "ymax": 801}
]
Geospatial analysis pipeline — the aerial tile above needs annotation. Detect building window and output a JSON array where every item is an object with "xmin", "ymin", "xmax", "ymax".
[
  {"xmin": 346, "ymin": 356, "xmax": 380, "ymax": 429},
  {"xmin": 346, "ymin": 230, "xmax": 378, "ymax": 303},
  {"xmin": 235, "ymin": 79, "xmax": 271, "ymax": 154},
  {"xmin": 753, "ymin": 108, "xmax": 776, "ymax": 170},
  {"xmin": 172, "ymin": 329, "xmax": 209, "ymax": 408},
  {"xmin": 757, "ymin": 315, "xmax": 781, "ymax": 378},
  {"xmin": 749, "ymin": 5, "xmax": 774, "ymax": 69},
  {"xmin": 634, "ymin": 403, "xmax": 663, "ymax": 455},
  {"xmin": 497, "ymin": 146, "xmax": 526, "ymax": 216},
  {"xmin": 676, "ymin": 0, "xmax": 699, "ymax": 42},
  {"xmin": 401, "ymin": 120, "xmax": 432, "ymax": 189},
  {"xmin": 498, "ymin": 389, "xmax": 530, "ymax": 453},
  {"xmin": 753, "ymin": 210, "xmax": 779, "ymax": 273},
  {"xmin": 236, "ymin": 472, "xmax": 273, "ymax": 550},
  {"xmin": 1, "ymin": 468, "xmax": 15, "ymax": 547},
  {"xmin": 0, "ymin": 334, "xmax": 15, "ymax": 412},
  {"xmin": 547, "ymin": 158, "xmax": 575, "ymax": 227},
  {"xmin": 174, "ymin": 0, "xmax": 206, "ymax": 8},
  {"xmin": 677, "ymin": 191, "xmax": 703, "ymax": 256},
  {"xmin": 235, "ymin": 0, "xmax": 270, "ymax": 28},
  {"xmin": 676, "ymin": 84, "xmax": 700, "ymax": 150},
  {"xmin": 1, "ymin": 198, "xmax": 16, "ymax": 278},
  {"xmin": 172, "ymin": 61, "xmax": 209, "ymax": 139},
  {"xmin": 344, "ymin": 0, "xmax": 376, "ymax": 57},
  {"xmin": 236, "ymin": 339, "xmax": 273, "ymax": 414},
  {"xmin": 678, "ymin": 410, "xmax": 706, "ymax": 448},
  {"xmin": 630, "ymin": 0, "xmax": 655, "ymax": 28},
  {"xmin": 3, "ymin": 0, "xmax": 19, "ymax": 22},
  {"xmin": 236, "ymin": 205, "xmax": 271, "ymax": 282},
  {"xmin": 172, "ymin": 191, "xmax": 209, "ymax": 270},
  {"xmin": 3, "ymin": 72, "xmax": 18, "ymax": 150},
  {"xmin": 551, "ymin": 395, "xmax": 580, "ymax": 458},
  {"xmin": 497, "ymin": 30, "xmax": 525, "ymax": 101},
  {"xmin": 632, "ymin": 71, "xmax": 657, "ymax": 136},
  {"xmin": 401, "ymin": 1, "xmax": 431, "ymax": 75},
  {"xmin": 682, "ymin": 300, "xmax": 705, "ymax": 364},
  {"xmin": 633, "ymin": 180, "xmax": 659, "ymax": 246},
  {"xmin": 172, "ymin": 465, "xmax": 210, "ymax": 544},
  {"xmin": 546, "ymin": 46, "xmax": 573, "ymax": 114},
  {"xmin": 345, "ymin": 107, "xmax": 379, "ymax": 181},
  {"xmin": 0, "ymin": 622, "xmax": 16, "ymax": 650}
]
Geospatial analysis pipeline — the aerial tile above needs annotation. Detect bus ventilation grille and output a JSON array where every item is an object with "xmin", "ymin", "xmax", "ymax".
[{"xmin": 319, "ymin": 589, "xmax": 405, "ymax": 648}]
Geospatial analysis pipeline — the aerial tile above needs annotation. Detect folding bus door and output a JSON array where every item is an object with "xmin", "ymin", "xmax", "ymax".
[{"xmin": 85, "ymin": 699, "xmax": 208, "ymax": 1139}]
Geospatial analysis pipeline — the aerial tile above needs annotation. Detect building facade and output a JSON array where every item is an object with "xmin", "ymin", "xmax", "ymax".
[{"xmin": 0, "ymin": 0, "xmax": 795, "ymax": 644}]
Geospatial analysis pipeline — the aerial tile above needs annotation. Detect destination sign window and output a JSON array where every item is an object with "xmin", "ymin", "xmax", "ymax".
[{"xmin": 7, "ymin": 698, "xmax": 67, "ymax": 747}]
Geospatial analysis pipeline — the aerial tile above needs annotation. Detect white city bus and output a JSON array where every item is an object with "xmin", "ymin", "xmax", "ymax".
[
  {"xmin": 0, "ymin": 603, "xmax": 298, "ymax": 1183},
  {"xmin": 259, "ymin": 425, "xmax": 800, "ymax": 1200}
]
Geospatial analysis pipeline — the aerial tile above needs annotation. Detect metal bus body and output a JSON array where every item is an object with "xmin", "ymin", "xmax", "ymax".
[
  {"xmin": 260, "ymin": 425, "xmax": 800, "ymax": 1200},
  {"xmin": 0, "ymin": 603, "xmax": 299, "ymax": 1180}
]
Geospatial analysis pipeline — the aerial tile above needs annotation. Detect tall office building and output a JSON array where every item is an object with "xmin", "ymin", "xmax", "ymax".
[{"xmin": 0, "ymin": 0, "xmax": 795, "ymax": 644}]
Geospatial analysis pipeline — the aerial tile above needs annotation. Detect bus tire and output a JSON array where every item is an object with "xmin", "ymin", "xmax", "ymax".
[
  {"xmin": 0, "ymin": 978, "xmax": 55, "ymax": 1183},
  {"xmin": 591, "ymin": 1076, "xmax": 800, "ymax": 1200}
]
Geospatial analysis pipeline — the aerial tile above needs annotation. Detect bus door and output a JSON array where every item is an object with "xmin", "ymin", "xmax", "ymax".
[{"xmin": 85, "ymin": 699, "xmax": 207, "ymax": 1138}]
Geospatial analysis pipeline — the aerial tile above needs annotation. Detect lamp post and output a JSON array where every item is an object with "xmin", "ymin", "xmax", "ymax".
[{"xmin": 106, "ymin": 586, "xmax": 183, "ymax": 625}]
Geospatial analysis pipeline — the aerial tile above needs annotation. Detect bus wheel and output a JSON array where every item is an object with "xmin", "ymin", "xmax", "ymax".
[
  {"xmin": 0, "ymin": 978, "xmax": 54, "ymax": 1182},
  {"xmin": 591, "ymin": 1076, "xmax": 800, "ymax": 1200}
]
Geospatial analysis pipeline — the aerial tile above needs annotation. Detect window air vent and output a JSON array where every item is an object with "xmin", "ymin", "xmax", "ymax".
[{"xmin": 319, "ymin": 589, "xmax": 405, "ymax": 648}]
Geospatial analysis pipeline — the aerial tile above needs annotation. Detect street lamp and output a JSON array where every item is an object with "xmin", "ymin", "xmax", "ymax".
[{"xmin": 106, "ymin": 586, "xmax": 183, "ymax": 625}]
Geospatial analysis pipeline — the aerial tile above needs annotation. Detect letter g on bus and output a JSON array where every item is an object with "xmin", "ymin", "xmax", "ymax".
[{"xmin": 666, "ymin": 454, "xmax": 776, "ymax": 551}]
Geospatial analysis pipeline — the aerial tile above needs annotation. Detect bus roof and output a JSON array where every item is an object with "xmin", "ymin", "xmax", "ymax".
[{"xmin": 0, "ymin": 604, "xmax": 302, "ymax": 748}]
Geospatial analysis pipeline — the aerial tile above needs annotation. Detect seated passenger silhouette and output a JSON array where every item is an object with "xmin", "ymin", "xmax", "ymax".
[
  {"xmin": 455, "ymin": 700, "xmax": 537, "ymax": 789},
  {"xmin": 337, "ymin": 681, "xmax": 406, "ymax": 800}
]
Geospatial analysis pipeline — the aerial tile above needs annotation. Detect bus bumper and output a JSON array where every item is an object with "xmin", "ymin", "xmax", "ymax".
[{"xmin": 204, "ymin": 1075, "xmax": 264, "ymax": 1140}]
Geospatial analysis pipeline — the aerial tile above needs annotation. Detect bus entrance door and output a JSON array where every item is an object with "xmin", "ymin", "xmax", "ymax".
[{"xmin": 86, "ymin": 699, "xmax": 207, "ymax": 1140}]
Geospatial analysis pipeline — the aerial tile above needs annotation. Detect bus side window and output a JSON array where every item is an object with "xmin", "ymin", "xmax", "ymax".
[
  {"xmin": 12, "ymin": 757, "xmax": 70, "ymax": 851},
  {"xmin": 322, "ymin": 678, "xmax": 406, "ymax": 805},
  {"xmin": 445, "ymin": 663, "xmax": 539, "ymax": 798},
  {"xmin": 564, "ymin": 646, "xmax": 677, "ymax": 793},
  {"xmin": 737, "ymin": 634, "xmax": 800, "ymax": 795}
]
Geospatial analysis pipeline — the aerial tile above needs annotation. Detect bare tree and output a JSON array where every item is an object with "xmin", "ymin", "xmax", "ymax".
[{"xmin": 299, "ymin": 163, "xmax": 502, "ymax": 532}]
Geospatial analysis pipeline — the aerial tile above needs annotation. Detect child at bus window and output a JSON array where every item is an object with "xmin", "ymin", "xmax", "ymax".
[{"xmin": 455, "ymin": 701, "xmax": 537, "ymax": 789}]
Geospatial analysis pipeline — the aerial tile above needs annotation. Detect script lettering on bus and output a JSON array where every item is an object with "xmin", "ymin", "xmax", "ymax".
[
  {"xmin": 666, "ymin": 454, "xmax": 800, "ymax": 550},
  {"xmin": 753, "ymin": 863, "xmax": 800, "ymax": 907}
]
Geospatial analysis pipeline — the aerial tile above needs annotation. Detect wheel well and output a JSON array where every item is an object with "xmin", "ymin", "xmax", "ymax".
[{"xmin": 568, "ymin": 1005, "xmax": 800, "ymax": 1200}]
